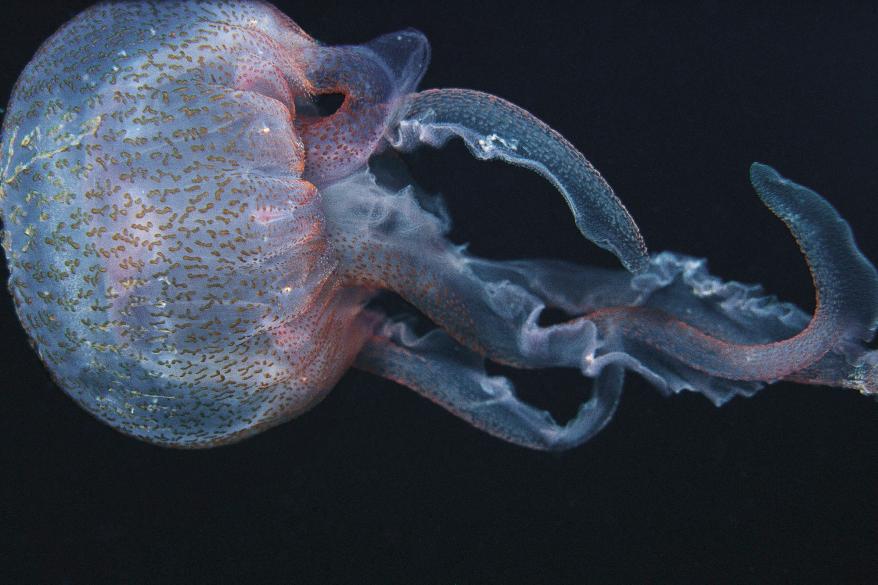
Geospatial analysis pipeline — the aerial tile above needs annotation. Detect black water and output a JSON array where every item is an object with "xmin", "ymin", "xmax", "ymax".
[{"xmin": 2, "ymin": 1, "xmax": 876, "ymax": 583}]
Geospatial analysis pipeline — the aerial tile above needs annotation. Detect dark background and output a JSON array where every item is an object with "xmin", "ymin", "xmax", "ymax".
[{"xmin": 2, "ymin": 1, "xmax": 877, "ymax": 583}]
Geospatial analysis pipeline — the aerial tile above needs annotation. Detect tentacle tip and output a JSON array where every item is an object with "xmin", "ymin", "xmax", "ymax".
[
  {"xmin": 584, "ymin": 219, "xmax": 649, "ymax": 274},
  {"xmin": 620, "ymin": 248, "xmax": 650, "ymax": 274},
  {"xmin": 598, "ymin": 232, "xmax": 649, "ymax": 274},
  {"xmin": 749, "ymin": 162, "xmax": 784, "ymax": 192},
  {"xmin": 747, "ymin": 161, "xmax": 828, "ymax": 227},
  {"xmin": 749, "ymin": 161, "xmax": 775, "ymax": 176}
]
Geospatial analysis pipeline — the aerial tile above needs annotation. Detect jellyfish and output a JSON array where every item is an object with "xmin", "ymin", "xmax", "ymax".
[{"xmin": 1, "ymin": 0, "xmax": 876, "ymax": 450}]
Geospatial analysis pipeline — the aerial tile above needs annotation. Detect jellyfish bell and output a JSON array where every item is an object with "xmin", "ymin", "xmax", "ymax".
[{"xmin": 1, "ymin": 0, "xmax": 875, "ymax": 450}]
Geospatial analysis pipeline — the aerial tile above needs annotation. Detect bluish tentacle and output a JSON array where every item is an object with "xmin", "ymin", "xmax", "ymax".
[
  {"xmin": 588, "ymin": 164, "xmax": 878, "ymax": 384},
  {"xmin": 389, "ymin": 88, "xmax": 649, "ymax": 272}
]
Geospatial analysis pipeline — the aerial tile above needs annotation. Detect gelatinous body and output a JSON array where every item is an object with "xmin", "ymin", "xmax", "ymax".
[{"xmin": 1, "ymin": 0, "xmax": 875, "ymax": 449}]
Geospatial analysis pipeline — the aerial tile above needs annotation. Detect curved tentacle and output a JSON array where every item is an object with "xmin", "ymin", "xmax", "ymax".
[
  {"xmin": 355, "ymin": 318, "xmax": 624, "ymax": 451},
  {"xmin": 329, "ymin": 164, "xmax": 878, "ymax": 400},
  {"xmin": 587, "ymin": 163, "xmax": 878, "ymax": 384},
  {"xmin": 388, "ymin": 88, "xmax": 649, "ymax": 273},
  {"xmin": 330, "ymin": 163, "xmax": 877, "ymax": 452}
]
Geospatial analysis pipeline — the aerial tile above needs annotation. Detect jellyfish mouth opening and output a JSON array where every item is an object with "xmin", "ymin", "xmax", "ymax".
[
  {"xmin": 296, "ymin": 29, "xmax": 430, "ymax": 185},
  {"xmin": 295, "ymin": 92, "xmax": 346, "ymax": 119}
]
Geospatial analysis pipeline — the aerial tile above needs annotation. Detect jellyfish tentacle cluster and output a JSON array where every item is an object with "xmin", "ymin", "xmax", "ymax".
[{"xmin": 0, "ymin": 0, "xmax": 875, "ymax": 449}]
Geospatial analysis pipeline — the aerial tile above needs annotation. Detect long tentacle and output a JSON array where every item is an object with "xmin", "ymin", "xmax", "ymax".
[
  {"xmin": 587, "ymin": 163, "xmax": 878, "ymax": 384},
  {"xmin": 388, "ymin": 88, "xmax": 649, "ymax": 272},
  {"xmin": 355, "ymin": 318, "xmax": 624, "ymax": 451}
]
